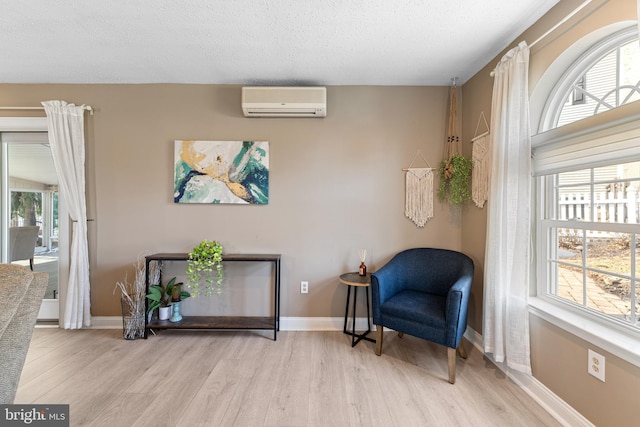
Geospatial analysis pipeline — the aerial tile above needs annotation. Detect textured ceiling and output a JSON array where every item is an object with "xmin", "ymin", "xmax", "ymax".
[{"xmin": 0, "ymin": 0, "xmax": 559, "ymax": 86}]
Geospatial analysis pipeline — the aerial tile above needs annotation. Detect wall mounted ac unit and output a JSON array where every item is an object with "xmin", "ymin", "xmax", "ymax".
[{"xmin": 241, "ymin": 86, "xmax": 327, "ymax": 118}]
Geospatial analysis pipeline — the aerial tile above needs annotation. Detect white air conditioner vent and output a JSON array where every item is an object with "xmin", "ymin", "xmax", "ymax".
[{"xmin": 242, "ymin": 86, "xmax": 327, "ymax": 118}]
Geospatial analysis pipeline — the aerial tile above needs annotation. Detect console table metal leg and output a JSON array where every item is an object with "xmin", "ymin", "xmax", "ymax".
[
  {"xmin": 143, "ymin": 258, "xmax": 150, "ymax": 339},
  {"xmin": 273, "ymin": 259, "xmax": 278, "ymax": 341}
]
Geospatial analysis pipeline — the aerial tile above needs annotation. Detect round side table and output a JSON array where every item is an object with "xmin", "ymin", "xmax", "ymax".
[{"xmin": 339, "ymin": 272, "xmax": 375, "ymax": 347}]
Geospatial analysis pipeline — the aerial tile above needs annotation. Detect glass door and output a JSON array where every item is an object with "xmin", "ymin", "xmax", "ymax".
[{"xmin": 1, "ymin": 131, "xmax": 62, "ymax": 320}]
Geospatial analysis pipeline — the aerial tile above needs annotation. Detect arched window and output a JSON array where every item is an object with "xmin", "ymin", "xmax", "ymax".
[
  {"xmin": 541, "ymin": 26, "xmax": 640, "ymax": 131},
  {"xmin": 533, "ymin": 24, "xmax": 640, "ymax": 355}
]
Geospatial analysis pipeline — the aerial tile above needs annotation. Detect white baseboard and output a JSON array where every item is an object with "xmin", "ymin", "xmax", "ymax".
[
  {"xmin": 463, "ymin": 326, "xmax": 594, "ymax": 427},
  {"xmin": 279, "ymin": 316, "xmax": 373, "ymax": 331},
  {"xmin": 89, "ymin": 316, "xmax": 124, "ymax": 329}
]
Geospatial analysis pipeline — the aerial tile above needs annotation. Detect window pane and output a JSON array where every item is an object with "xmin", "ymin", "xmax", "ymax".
[
  {"xmin": 636, "ymin": 244, "xmax": 640, "ymax": 280},
  {"xmin": 587, "ymin": 49, "xmax": 618, "ymax": 108},
  {"xmin": 620, "ymin": 40, "xmax": 640, "ymax": 103},
  {"xmin": 557, "ymin": 227, "xmax": 583, "ymax": 267},
  {"xmin": 558, "ymin": 185, "xmax": 591, "ymax": 220},
  {"xmin": 557, "ymin": 168, "xmax": 590, "ymax": 187},
  {"xmin": 585, "ymin": 234, "xmax": 631, "ymax": 277},
  {"xmin": 584, "ymin": 236, "xmax": 632, "ymax": 321},
  {"xmin": 635, "ymin": 286, "xmax": 639, "ymax": 324},
  {"xmin": 595, "ymin": 162, "xmax": 640, "ymax": 225},
  {"xmin": 555, "ymin": 227, "xmax": 584, "ymax": 305},
  {"xmin": 557, "ymin": 263, "xmax": 584, "ymax": 304},
  {"xmin": 585, "ymin": 272, "xmax": 630, "ymax": 319},
  {"xmin": 554, "ymin": 162, "xmax": 640, "ymax": 224},
  {"xmin": 557, "ymin": 38, "xmax": 640, "ymax": 127},
  {"xmin": 550, "ymin": 226, "xmax": 638, "ymax": 324}
]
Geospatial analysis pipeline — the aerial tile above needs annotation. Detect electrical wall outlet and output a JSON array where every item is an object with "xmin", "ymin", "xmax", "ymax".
[
  {"xmin": 588, "ymin": 349, "xmax": 605, "ymax": 382},
  {"xmin": 300, "ymin": 281, "xmax": 309, "ymax": 294}
]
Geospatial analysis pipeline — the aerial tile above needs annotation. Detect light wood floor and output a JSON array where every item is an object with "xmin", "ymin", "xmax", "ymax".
[{"xmin": 17, "ymin": 329, "xmax": 561, "ymax": 427}]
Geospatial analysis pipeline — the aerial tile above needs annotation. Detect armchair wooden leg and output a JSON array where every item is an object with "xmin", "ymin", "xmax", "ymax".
[
  {"xmin": 447, "ymin": 347, "xmax": 456, "ymax": 384},
  {"xmin": 29, "ymin": 257, "xmax": 34, "ymax": 271},
  {"xmin": 375, "ymin": 326, "xmax": 383, "ymax": 356},
  {"xmin": 457, "ymin": 341, "xmax": 467, "ymax": 359}
]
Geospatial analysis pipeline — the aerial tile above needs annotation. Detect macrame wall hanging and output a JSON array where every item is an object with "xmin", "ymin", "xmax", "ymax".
[
  {"xmin": 471, "ymin": 111, "xmax": 491, "ymax": 208},
  {"xmin": 403, "ymin": 150, "xmax": 433, "ymax": 228}
]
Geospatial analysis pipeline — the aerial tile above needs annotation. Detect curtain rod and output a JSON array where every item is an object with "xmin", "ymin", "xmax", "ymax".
[
  {"xmin": 0, "ymin": 105, "xmax": 94, "ymax": 115},
  {"xmin": 528, "ymin": 0, "xmax": 593, "ymax": 49},
  {"xmin": 491, "ymin": 0, "xmax": 594, "ymax": 77}
]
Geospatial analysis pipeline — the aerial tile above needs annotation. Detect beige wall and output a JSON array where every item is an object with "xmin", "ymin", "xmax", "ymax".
[
  {"xmin": 0, "ymin": 84, "xmax": 461, "ymax": 318},
  {"xmin": 461, "ymin": 0, "xmax": 640, "ymax": 425}
]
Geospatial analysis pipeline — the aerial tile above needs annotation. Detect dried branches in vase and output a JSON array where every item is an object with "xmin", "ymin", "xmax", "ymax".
[{"xmin": 114, "ymin": 252, "xmax": 158, "ymax": 339}]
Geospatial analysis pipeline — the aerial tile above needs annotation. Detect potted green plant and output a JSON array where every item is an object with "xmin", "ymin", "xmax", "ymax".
[
  {"xmin": 168, "ymin": 279, "xmax": 190, "ymax": 322},
  {"xmin": 186, "ymin": 240, "xmax": 223, "ymax": 297},
  {"xmin": 146, "ymin": 277, "xmax": 190, "ymax": 320},
  {"xmin": 438, "ymin": 154, "xmax": 472, "ymax": 206}
]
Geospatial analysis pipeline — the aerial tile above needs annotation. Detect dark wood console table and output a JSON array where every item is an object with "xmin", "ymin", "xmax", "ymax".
[{"xmin": 144, "ymin": 253, "xmax": 281, "ymax": 340}]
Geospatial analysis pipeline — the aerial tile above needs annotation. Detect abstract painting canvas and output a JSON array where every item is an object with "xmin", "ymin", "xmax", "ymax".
[{"xmin": 174, "ymin": 140, "xmax": 269, "ymax": 204}]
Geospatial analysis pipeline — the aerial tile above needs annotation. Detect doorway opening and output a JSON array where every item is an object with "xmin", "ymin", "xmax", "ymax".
[{"xmin": 1, "ymin": 126, "xmax": 67, "ymax": 321}]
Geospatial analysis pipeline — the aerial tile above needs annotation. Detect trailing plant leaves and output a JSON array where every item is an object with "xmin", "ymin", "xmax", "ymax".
[
  {"xmin": 186, "ymin": 240, "xmax": 224, "ymax": 297},
  {"xmin": 438, "ymin": 154, "xmax": 472, "ymax": 206}
]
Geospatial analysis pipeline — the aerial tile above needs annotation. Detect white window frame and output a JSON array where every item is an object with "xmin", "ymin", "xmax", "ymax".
[
  {"xmin": 532, "ymin": 24, "xmax": 640, "ymax": 367},
  {"xmin": 532, "ymin": 97, "xmax": 640, "ymax": 369}
]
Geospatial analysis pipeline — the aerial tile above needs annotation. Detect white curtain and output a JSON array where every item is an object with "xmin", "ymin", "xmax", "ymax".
[
  {"xmin": 42, "ymin": 100, "xmax": 91, "ymax": 329},
  {"xmin": 483, "ymin": 41, "xmax": 532, "ymax": 374}
]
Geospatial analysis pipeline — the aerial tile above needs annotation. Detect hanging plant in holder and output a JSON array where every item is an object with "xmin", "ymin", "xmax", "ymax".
[
  {"xmin": 438, "ymin": 80, "xmax": 472, "ymax": 206},
  {"xmin": 186, "ymin": 240, "xmax": 223, "ymax": 297},
  {"xmin": 438, "ymin": 154, "xmax": 472, "ymax": 205}
]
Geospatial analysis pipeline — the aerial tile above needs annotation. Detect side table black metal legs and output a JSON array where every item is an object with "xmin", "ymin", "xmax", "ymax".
[{"xmin": 343, "ymin": 284, "xmax": 375, "ymax": 347}]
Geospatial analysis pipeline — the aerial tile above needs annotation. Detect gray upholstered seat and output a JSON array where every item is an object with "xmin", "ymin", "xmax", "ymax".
[
  {"xmin": 0, "ymin": 264, "xmax": 48, "ymax": 403},
  {"xmin": 9, "ymin": 226, "xmax": 40, "ymax": 270}
]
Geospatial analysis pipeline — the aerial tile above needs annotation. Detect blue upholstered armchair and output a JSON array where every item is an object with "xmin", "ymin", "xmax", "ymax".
[{"xmin": 371, "ymin": 248, "xmax": 474, "ymax": 384}]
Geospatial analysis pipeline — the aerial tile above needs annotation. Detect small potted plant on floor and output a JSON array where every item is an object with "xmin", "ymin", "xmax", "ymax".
[{"xmin": 186, "ymin": 240, "xmax": 223, "ymax": 297}]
